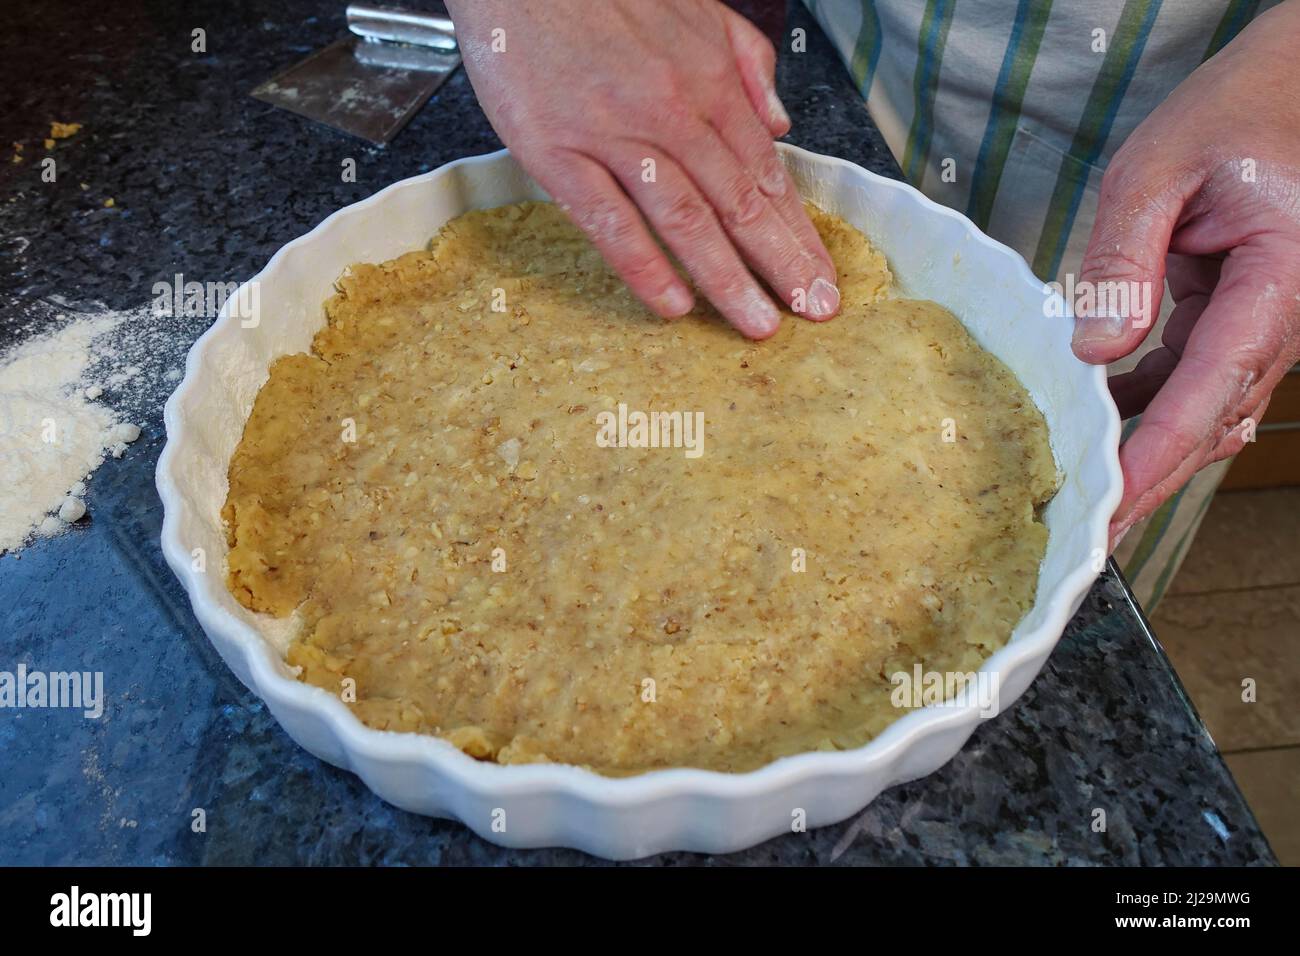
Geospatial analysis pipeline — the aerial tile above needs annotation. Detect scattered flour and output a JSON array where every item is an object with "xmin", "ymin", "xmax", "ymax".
[{"xmin": 0, "ymin": 309, "xmax": 152, "ymax": 553}]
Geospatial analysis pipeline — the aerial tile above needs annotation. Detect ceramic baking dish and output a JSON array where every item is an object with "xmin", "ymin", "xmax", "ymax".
[{"xmin": 157, "ymin": 144, "xmax": 1122, "ymax": 859}]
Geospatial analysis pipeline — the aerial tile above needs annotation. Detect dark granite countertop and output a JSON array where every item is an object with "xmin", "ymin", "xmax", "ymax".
[{"xmin": 0, "ymin": 0, "xmax": 1275, "ymax": 865}]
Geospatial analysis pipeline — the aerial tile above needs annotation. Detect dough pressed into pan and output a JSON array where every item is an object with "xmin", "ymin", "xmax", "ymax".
[{"xmin": 222, "ymin": 201, "xmax": 1058, "ymax": 775}]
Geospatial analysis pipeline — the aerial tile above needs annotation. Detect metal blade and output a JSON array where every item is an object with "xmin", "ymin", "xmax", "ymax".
[{"xmin": 251, "ymin": 36, "xmax": 460, "ymax": 146}]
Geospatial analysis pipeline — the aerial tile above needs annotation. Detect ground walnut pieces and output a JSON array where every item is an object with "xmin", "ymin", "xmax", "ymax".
[{"xmin": 222, "ymin": 201, "xmax": 1058, "ymax": 775}]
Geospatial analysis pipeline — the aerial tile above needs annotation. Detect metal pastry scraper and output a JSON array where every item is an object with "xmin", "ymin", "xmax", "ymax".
[{"xmin": 251, "ymin": 4, "xmax": 460, "ymax": 145}]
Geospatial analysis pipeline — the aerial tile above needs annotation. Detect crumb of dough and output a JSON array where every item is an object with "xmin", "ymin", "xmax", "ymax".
[
  {"xmin": 222, "ymin": 201, "xmax": 1060, "ymax": 775},
  {"xmin": 111, "ymin": 422, "xmax": 141, "ymax": 444},
  {"xmin": 58, "ymin": 496, "xmax": 86, "ymax": 523},
  {"xmin": 50, "ymin": 121, "xmax": 82, "ymax": 139}
]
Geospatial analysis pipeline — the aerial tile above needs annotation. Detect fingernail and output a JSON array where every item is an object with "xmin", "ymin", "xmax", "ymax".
[
  {"xmin": 766, "ymin": 87, "xmax": 791, "ymax": 131},
  {"xmin": 806, "ymin": 276, "xmax": 840, "ymax": 320},
  {"xmin": 1071, "ymin": 307, "xmax": 1127, "ymax": 350},
  {"xmin": 656, "ymin": 284, "xmax": 694, "ymax": 317}
]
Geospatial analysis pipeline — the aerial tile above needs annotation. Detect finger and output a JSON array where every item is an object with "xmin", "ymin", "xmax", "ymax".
[
  {"xmin": 614, "ymin": 148, "xmax": 783, "ymax": 338},
  {"xmin": 1071, "ymin": 148, "xmax": 1203, "ymax": 364},
  {"xmin": 1108, "ymin": 348, "xmax": 1179, "ymax": 419},
  {"xmin": 720, "ymin": 7, "xmax": 790, "ymax": 137},
  {"xmin": 1165, "ymin": 252, "xmax": 1221, "ymax": 302},
  {"xmin": 533, "ymin": 151, "xmax": 694, "ymax": 319},
  {"xmin": 706, "ymin": 90, "xmax": 841, "ymax": 302},
  {"xmin": 1110, "ymin": 261, "xmax": 1299, "ymax": 539},
  {"xmin": 1107, "ymin": 290, "xmax": 1211, "ymax": 419},
  {"xmin": 1113, "ymin": 392, "xmax": 1270, "ymax": 550},
  {"xmin": 639, "ymin": 117, "xmax": 842, "ymax": 321},
  {"xmin": 1160, "ymin": 291, "xmax": 1211, "ymax": 356}
]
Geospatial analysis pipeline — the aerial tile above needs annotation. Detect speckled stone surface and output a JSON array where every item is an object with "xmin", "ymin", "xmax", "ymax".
[{"xmin": 0, "ymin": 0, "xmax": 1275, "ymax": 865}]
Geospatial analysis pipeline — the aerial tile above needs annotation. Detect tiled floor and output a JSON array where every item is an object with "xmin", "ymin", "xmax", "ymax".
[{"xmin": 1149, "ymin": 487, "xmax": 1300, "ymax": 866}]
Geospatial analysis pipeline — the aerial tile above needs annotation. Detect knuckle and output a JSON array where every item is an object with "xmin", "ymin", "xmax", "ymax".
[
  {"xmin": 640, "ymin": 69, "xmax": 695, "ymax": 128},
  {"xmin": 660, "ymin": 190, "xmax": 714, "ymax": 240},
  {"xmin": 719, "ymin": 176, "xmax": 768, "ymax": 231},
  {"xmin": 1080, "ymin": 246, "xmax": 1153, "ymax": 286},
  {"xmin": 569, "ymin": 194, "xmax": 631, "ymax": 247},
  {"xmin": 712, "ymin": 92, "xmax": 761, "ymax": 134},
  {"xmin": 716, "ymin": 272, "xmax": 758, "ymax": 305},
  {"xmin": 656, "ymin": 95, "xmax": 697, "ymax": 132},
  {"xmin": 603, "ymin": 215, "xmax": 648, "ymax": 256},
  {"xmin": 618, "ymin": 253, "xmax": 668, "ymax": 290},
  {"xmin": 1097, "ymin": 147, "xmax": 1186, "ymax": 228},
  {"xmin": 1228, "ymin": 346, "xmax": 1273, "ymax": 398},
  {"xmin": 643, "ymin": 58, "xmax": 682, "ymax": 95},
  {"xmin": 1098, "ymin": 159, "xmax": 1169, "ymax": 228},
  {"xmin": 586, "ymin": 83, "xmax": 632, "ymax": 127}
]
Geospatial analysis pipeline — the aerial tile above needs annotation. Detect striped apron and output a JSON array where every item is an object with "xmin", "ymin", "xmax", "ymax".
[{"xmin": 803, "ymin": 0, "xmax": 1275, "ymax": 610}]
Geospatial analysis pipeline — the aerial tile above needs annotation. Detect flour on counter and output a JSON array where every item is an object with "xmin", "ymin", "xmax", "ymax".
[{"xmin": 0, "ymin": 307, "xmax": 153, "ymax": 553}]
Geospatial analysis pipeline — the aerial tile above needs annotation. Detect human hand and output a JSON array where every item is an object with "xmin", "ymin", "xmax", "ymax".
[
  {"xmin": 1071, "ymin": 2, "xmax": 1300, "ymax": 547},
  {"xmin": 444, "ymin": 0, "xmax": 840, "ymax": 338}
]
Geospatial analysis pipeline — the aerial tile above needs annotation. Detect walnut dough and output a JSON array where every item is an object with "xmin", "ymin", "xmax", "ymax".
[{"xmin": 222, "ymin": 201, "xmax": 1059, "ymax": 775}]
